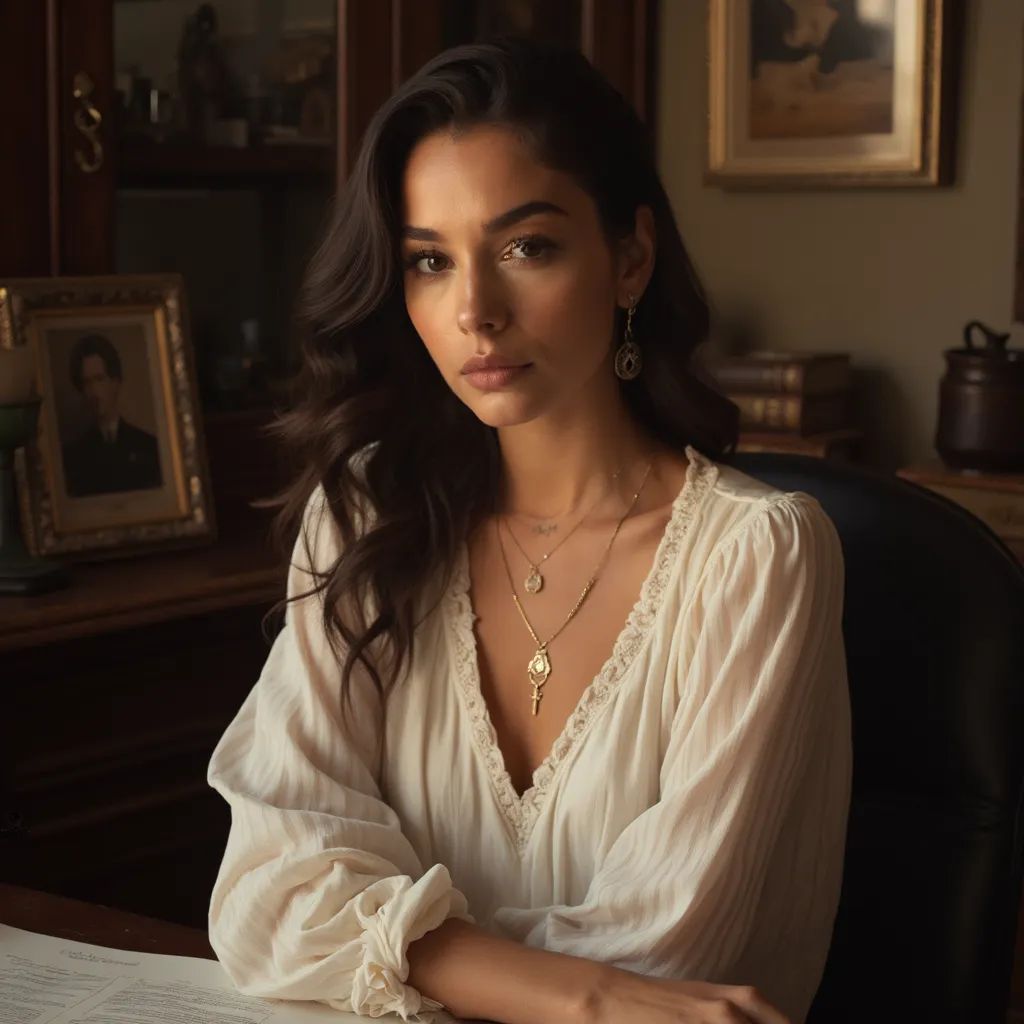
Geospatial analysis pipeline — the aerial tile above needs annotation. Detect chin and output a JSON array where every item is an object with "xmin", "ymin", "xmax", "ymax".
[{"xmin": 463, "ymin": 393, "xmax": 543, "ymax": 429}]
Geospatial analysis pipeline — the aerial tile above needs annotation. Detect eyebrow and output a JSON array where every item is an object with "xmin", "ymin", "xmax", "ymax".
[{"xmin": 401, "ymin": 200, "xmax": 569, "ymax": 242}]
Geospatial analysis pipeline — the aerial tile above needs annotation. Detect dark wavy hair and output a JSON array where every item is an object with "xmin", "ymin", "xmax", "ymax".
[
  {"xmin": 70, "ymin": 334, "xmax": 122, "ymax": 390},
  {"xmin": 260, "ymin": 35, "xmax": 739, "ymax": 730}
]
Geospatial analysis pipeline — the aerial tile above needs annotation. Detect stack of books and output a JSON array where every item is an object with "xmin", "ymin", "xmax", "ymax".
[
  {"xmin": 710, "ymin": 351, "xmax": 862, "ymax": 460},
  {"xmin": 896, "ymin": 462, "xmax": 1024, "ymax": 564}
]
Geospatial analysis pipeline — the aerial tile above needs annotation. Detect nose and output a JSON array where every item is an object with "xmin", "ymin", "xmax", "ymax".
[{"xmin": 456, "ymin": 263, "xmax": 509, "ymax": 336}]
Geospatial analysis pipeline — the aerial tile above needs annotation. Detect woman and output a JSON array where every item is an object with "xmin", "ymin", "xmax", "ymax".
[{"xmin": 206, "ymin": 36, "xmax": 852, "ymax": 1024}]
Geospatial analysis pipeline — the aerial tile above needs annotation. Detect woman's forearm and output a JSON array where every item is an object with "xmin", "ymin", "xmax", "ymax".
[{"xmin": 405, "ymin": 916, "xmax": 607, "ymax": 1024}]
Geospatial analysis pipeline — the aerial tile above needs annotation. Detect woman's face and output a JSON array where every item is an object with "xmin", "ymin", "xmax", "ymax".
[{"xmin": 400, "ymin": 125, "xmax": 651, "ymax": 428}]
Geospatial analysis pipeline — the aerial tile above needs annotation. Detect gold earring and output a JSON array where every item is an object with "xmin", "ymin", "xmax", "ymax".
[{"xmin": 614, "ymin": 294, "xmax": 642, "ymax": 380}]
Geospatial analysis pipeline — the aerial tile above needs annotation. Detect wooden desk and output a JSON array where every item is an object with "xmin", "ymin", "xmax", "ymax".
[
  {"xmin": 0, "ymin": 881, "xmax": 215, "ymax": 959},
  {"xmin": 0, "ymin": 517, "xmax": 285, "ymax": 653},
  {"xmin": 4, "ymin": 881, "xmax": 1021, "ymax": 1024}
]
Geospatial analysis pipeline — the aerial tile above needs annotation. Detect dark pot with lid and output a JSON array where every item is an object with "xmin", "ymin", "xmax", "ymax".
[{"xmin": 935, "ymin": 319, "xmax": 1024, "ymax": 472}]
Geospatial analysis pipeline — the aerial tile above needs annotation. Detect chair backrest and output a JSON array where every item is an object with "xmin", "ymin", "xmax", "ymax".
[{"xmin": 729, "ymin": 452, "xmax": 1024, "ymax": 1023}]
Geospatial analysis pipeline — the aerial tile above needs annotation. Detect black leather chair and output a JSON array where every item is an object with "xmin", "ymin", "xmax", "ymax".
[{"xmin": 729, "ymin": 452, "xmax": 1024, "ymax": 1023}]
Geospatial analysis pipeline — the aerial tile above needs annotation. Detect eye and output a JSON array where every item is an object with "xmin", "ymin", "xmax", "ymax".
[
  {"xmin": 503, "ymin": 234, "xmax": 555, "ymax": 262},
  {"xmin": 401, "ymin": 233, "xmax": 556, "ymax": 278},
  {"xmin": 403, "ymin": 249, "xmax": 450, "ymax": 276}
]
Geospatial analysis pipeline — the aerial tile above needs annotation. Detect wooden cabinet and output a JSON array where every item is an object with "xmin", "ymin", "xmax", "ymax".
[
  {"xmin": 1, "ymin": 0, "xmax": 656, "ymax": 279},
  {"xmin": 0, "ymin": 521, "xmax": 288, "ymax": 927}
]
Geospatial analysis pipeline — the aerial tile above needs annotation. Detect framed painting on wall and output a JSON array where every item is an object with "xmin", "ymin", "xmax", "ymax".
[
  {"xmin": 706, "ymin": 0, "xmax": 961, "ymax": 188},
  {"xmin": 0, "ymin": 274, "xmax": 216, "ymax": 561}
]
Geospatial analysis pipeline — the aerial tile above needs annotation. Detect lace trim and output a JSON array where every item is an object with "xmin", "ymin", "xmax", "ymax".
[{"xmin": 445, "ymin": 445, "xmax": 719, "ymax": 851}]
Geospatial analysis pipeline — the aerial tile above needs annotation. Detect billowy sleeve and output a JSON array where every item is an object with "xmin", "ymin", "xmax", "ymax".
[
  {"xmin": 496, "ymin": 495, "xmax": 852, "ymax": 1023},
  {"xmin": 207, "ymin": 483, "xmax": 476, "ymax": 1021}
]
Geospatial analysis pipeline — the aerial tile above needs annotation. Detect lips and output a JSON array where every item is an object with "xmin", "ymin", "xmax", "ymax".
[
  {"xmin": 462, "ymin": 364, "xmax": 532, "ymax": 390},
  {"xmin": 460, "ymin": 355, "xmax": 531, "ymax": 374}
]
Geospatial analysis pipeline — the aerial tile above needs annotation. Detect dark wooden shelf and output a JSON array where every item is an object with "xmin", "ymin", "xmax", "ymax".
[
  {"xmin": 0, "ymin": 520, "xmax": 287, "ymax": 653},
  {"xmin": 117, "ymin": 141, "xmax": 333, "ymax": 185}
]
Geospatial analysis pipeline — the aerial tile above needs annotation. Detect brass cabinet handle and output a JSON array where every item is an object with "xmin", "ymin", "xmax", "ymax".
[{"xmin": 72, "ymin": 71, "xmax": 104, "ymax": 174}]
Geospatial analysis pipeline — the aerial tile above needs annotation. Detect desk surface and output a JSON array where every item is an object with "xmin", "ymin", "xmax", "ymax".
[
  {"xmin": 0, "ymin": 883, "xmax": 216, "ymax": 960},
  {"xmin": 0, "ymin": 523, "xmax": 285, "ymax": 654}
]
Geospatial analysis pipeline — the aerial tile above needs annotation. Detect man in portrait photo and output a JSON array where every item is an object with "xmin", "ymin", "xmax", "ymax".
[{"xmin": 61, "ymin": 333, "xmax": 163, "ymax": 498}]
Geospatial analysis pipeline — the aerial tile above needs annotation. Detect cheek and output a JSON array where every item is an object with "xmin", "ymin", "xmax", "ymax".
[
  {"xmin": 513, "ymin": 264, "xmax": 613, "ymax": 354},
  {"xmin": 401, "ymin": 253, "xmax": 614, "ymax": 367}
]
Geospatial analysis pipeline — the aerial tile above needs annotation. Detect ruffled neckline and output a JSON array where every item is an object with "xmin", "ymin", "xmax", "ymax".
[{"xmin": 444, "ymin": 444, "xmax": 719, "ymax": 852}]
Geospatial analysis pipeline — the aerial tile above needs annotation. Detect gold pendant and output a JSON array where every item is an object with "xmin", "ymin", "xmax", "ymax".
[
  {"xmin": 528, "ymin": 647, "xmax": 550, "ymax": 716},
  {"xmin": 525, "ymin": 566, "xmax": 543, "ymax": 593}
]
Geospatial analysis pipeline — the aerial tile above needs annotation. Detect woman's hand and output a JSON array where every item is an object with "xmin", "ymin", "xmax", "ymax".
[{"xmin": 579, "ymin": 964, "xmax": 793, "ymax": 1024}]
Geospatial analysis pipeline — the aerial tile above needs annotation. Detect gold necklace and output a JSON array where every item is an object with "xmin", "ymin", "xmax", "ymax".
[
  {"xmin": 502, "ymin": 465, "xmax": 625, "ymax": 594},
  {"xmin": 495, "ymin": 460, "xmax": 653, "ymax": 717}
]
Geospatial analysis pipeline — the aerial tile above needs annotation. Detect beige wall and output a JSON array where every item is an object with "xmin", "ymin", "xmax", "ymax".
[{"xmin": 656, "ymin": 0, "xmax": 1024, "ymax": 472}]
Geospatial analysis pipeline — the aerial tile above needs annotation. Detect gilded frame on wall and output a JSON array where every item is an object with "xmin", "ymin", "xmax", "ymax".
[
  {"xmin": 706, "ymin": 0, "xmax": 960, "ymax": 189},
  {"xmin": 0, "ymin": 274, "xmax": 216, "ymax": 561}
]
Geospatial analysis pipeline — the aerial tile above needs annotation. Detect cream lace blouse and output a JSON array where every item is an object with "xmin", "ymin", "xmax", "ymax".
[{"xmin": 206, "ymin": 445, "xmax": 852, "ymax": 1024}]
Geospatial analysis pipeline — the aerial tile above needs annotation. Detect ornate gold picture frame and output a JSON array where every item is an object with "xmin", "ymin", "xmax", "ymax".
[
  {"xmin": 706, "ymin": 0, "xmax": 960, "ymax": 189},
  {"xmin": 0, "ymin": 274, "xmax": 215, "ymax": 560}
]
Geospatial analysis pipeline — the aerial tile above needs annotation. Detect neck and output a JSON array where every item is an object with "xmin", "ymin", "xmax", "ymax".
[{"xmin": 494, "ymin": 386, "xmax": 657, "ymax": 523}]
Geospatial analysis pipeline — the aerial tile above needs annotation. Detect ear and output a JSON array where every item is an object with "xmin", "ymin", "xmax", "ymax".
[{"xmin": 614, "ymin": 204, "xmax": 656, "ymax": 308}]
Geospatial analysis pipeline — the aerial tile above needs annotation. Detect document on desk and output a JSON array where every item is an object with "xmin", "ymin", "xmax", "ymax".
[{"xmin": 0, "ymin": 923, "xmax": 468, "ymax": 1024}]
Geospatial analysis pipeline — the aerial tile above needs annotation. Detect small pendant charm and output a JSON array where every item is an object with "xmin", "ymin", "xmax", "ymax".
[
  {"xmin": 530, "ymin": 681, "xmax": 543, "ymax": 716},
  {"xmin": 525, "ymin": 566, "xmax": 543, "ymax": 593},
  {"xmin": 528, "ymin": 647, "xmax": 550, "ymax": 686},
  {"xmin": 528, "ymin": 646, "xmax": 550, "ymax": 715}
]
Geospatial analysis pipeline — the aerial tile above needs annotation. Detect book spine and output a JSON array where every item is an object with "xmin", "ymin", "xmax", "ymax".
[
  {"xmin": 737, "ymin": 435, "xmax": 860, "ymax": 459},
  {"xmin": 728, "ymin": 392, "xmax": 848, "ymax": 435},
  {"xmin": 714, "ymin": 364, "xmax": 805, "ymax": 393},
  {"xmin": 714, "ymin": 358, "xmax": 850, "ymax": 395}
]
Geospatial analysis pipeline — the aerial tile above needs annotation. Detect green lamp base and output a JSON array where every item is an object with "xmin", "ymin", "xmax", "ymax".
[{"xmin": 1, "ymin": 397, "xmax": 71, "ymax": 596}]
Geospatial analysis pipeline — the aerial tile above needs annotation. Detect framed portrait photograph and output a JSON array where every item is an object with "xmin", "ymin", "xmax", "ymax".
[
  {"xmin": 706, "ymin": 0, "xmax": 960, "ymax": 188},
  {"xmin": 0, "ymin": 274, "xmax": 216, "ymax": 561}
]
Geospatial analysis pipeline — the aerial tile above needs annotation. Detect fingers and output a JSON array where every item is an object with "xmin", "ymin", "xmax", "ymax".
[{"xmin": 727, "ymin": 985, "xmax": 792, "ymax": 1024}]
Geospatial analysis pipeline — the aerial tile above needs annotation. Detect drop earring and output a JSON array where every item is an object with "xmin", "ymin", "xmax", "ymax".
[{"xmin": 614, "ymin": 293, "xmax": 642, "ymax": 380}]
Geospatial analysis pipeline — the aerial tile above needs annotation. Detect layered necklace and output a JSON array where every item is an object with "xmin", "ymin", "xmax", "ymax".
[
  {"xmin": 503, "ymin": 464, "xmax": 625, "ymax": 594},
  {"xmin": 495, "ymin": 459, "xmax": 654, "ymax": 718}
]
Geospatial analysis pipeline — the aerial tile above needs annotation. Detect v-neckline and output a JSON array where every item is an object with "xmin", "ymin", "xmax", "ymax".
[{"xmin": 444, "ymin": 445, "xmax": 718, "ymax": 851}]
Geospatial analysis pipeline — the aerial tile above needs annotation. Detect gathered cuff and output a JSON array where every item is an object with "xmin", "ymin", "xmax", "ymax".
[{"xmin": 350, "ymin": 864, "xmax": 475, "ymax": 1021}]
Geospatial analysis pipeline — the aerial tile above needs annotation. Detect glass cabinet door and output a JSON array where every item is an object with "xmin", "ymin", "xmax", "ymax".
[{"xmin": 112, "ymin": 0, "xmax": 337, "ymax": 413}]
